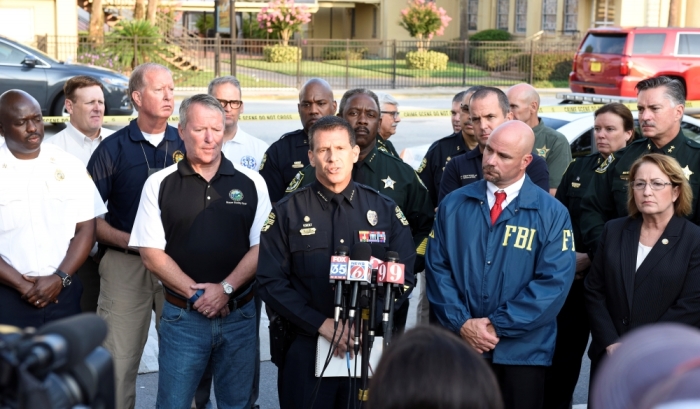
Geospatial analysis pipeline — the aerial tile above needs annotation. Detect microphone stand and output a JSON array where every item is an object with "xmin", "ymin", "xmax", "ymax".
[{"xmin": 358, "ymin": 268, "xmax": 377, "ymax": 404}]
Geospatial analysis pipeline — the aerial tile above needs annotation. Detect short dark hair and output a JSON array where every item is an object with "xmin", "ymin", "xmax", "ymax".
[
  {"xmin": 367, "ymin": 325, "xmax": 504, "ymax": 409},
  {"xmin": 636, "ymin": 76, "xmax": 686, "ymax": 106},
  {"xmin": 178, "ymin": 94, "xmax": 225, "ymax": 129},
  {"xmin": 452, "ymin": 90, "xmax": 468, "ymax": 104},
  {"xmin": 470, "ymin": 87, "xmax": 510, "ymax": 117},
  {"xmin": 595, "ymin": 102, "xmax": 636, "ymax": 146},
  {"xmin": 208, "ymin": 76, "xmax": 242, "ymax": 97},
  {"xmin": 308, "ymin": 115, "xmax": 356, "ymax": 150},
  {"xmin": 338, "ymin": 88, "xmax": 380, "ymax": 116},
  {"xmin": 64, "ymin": 76, "xmax": 103, "ymax": 102}
]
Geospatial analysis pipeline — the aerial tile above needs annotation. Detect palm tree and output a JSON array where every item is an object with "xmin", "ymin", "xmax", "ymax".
[
  {"xmin": 668, "ymin": 0, "xmax": 680, "ymax": 26},
  {"xmin": 88, "ymin": 0, "xmax": 104, "ymax": 44},
  {"xmin": 134, "ymin": 0, "xmax": 146, "ymax": 20},
  {"xmin": 147, "ymin": 0, "xmax": 159, "ymax": 24}
]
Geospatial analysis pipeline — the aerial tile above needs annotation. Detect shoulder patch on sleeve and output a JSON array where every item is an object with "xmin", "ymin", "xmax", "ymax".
[
  {"xmin": 595, "ymin": 153, "xmax": 615, "ymax": 174},
  {"xmin": 261, "ymin": 211, "xmax": 276, "ymax": 232},
  {"xmin": 285, "ymin": 172, "xmax": 304, "ymax": 193},
  {"xmin": 417, "ymin": 157, "xmax": 427, "ymax": 174},
  {"xmin": 259, "ymin": 153, "xmax": 267, "ymax": 170},
  {"xmin": 395, "ymin": 206, "xmax": 409, "ymax": 226}
]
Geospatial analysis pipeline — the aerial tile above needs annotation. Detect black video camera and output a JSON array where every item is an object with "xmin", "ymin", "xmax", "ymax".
[{"xmin": 0, "ymin": 313, "xmax": 115, "ymax": 409}]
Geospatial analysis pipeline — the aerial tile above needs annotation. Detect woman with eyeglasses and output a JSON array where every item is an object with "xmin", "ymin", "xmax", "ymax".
[{"xmin": 584, "ymin": 153, "xmax": 700, "ymax": 397}]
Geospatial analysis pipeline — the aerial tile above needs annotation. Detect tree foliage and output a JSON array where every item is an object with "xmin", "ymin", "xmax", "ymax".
[
  {"xmin": 399, "ymin": 0, "xmax": 451, "ymax": 51},
  {"xmin": 257, "ymin": 0, "xmax": 311, "ymax": 46}
]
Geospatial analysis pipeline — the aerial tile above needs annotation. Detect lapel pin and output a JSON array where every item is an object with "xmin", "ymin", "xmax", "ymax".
[{"xmin": 662, "ymin": 238, "xmax": 669, "ymax": 245}]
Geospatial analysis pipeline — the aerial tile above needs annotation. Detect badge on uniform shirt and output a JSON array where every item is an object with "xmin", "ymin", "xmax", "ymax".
[
  {"xmin": 682, "ymin": 165, "xmax": 694, "ymax": 181},
  {"xmin": 367, "ymin": 210, "xmax": 378, "ymax": 226},
  {"xmin": 292, "ymin": 161, "xmax": 304, "ymax": 169},
  {"xmin": 358, "ymin": 231, "xmax": 386, "ymax": 243},
  {"xmin": 395, "ymin": 206, "xmax": 409, "ymax": 226},
  {"xmin": 571, "ymin": 182, "xmax": 581, "ymax": 188},
  {"xmin": 259, "ymin": 153, "xmax": 267, "ymax": 171},
  {"xmin": 261, "ymin": 211, "xmax": 276, "ymax": 232},
  {"xmin": 417, "ymin": 158, "xmax": 427, "ymax": 173},
  {"xmin": 382, "ymin": 176, "xmax": 396, "ymax": 190},
  {"xmin": 229, "ymin": 189, "xmax": 244, "ymax": 201},
  {"xmin": 173, "ymin": 150, "xmax": 184, "ymax": 163},
  {"xmin": 537, "ymin": 145, "xmax": 550, "ymax": 158},
  {"xmin": 300, "ymin": 227, "xmax": 316, "ymax": 236},
  {"xmin": 285, "ymin": 173, "xmax": 304, "ymax": 193},
  {"xmin": 55, "ymin": 169, "xmax": 65, "ymax": 181}
]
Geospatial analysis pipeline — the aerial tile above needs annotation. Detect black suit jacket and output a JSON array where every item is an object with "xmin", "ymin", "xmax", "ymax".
[{"xmin": 584, "ymin": 215, "xmax": 700, "ymax": 360}]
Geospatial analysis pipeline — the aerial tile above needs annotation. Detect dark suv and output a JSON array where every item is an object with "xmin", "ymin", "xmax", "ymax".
[
  {"xmin": 0, "ymin": 35, "xmax": 132, "ymax": 116},
  {"xmin": 569, "ymin": 27, "xmax": 700, "ymax": 99}
]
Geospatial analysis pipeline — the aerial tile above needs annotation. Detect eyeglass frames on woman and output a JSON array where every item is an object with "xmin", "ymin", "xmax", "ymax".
[{"xmin": 632, "ymin": 180, "xmax": 673, "ymax": 190}]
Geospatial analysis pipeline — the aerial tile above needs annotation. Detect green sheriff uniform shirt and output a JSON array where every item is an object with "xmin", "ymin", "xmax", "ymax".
[
  {"xmin": 285, "ymin": 144, "xmax": 434, "ymax": 272},
  {"xmin": 377, "ymin": 135, "xmax": 400, "ymax": 158},
  {"xmin": 580, "ymin": 129, "xmax": 700, "ymax": 252},
  {"xmin": 533, "ymin": 118, "xmax": 572, "ymax": 190}
]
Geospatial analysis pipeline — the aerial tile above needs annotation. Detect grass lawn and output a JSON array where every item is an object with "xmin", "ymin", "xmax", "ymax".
[
  {"xmin": 324, "ymin": 59, "xmax": 490, "ymax": 78},
  {"xmin": 236, "ymin": 60, "xmax": 381, "ymax": 78},
  {"xmin": 172, "ymin": 70, "xmax": 286, "ymax": 88},
  {"xmin": 532, "ymin": 79, "xmax": 569, "ymax": 88}
]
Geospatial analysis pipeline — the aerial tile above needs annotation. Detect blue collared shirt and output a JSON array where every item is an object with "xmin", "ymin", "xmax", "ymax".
[{"xmin": 87, "ymin": 120, "xmax": 186, "ymax": 234}]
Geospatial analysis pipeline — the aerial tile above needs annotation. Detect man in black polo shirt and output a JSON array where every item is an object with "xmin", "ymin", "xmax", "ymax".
[
  {"xmin": 259, "ymin": 78, "xmax": 336, "ymax": 202},
  {"xmin": 130, "ymin": 94, "xmax": 271, "ymax": 408},
  {"xmin": 87, "ymin": 62, "xmax": 186, "ymax": 409}
]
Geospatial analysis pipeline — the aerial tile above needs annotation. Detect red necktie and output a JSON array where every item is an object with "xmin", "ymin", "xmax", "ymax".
[{"xmin": 491, "ymin": 191, "xmax": 507, "ymax": 225}]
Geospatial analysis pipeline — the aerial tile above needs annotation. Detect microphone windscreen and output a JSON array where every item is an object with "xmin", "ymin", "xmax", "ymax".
[
  {"xmin": 369, "ymin": 244, "xmax": 387, "ymax": 261},
  {"xmin": 336, "ymin": 245, "xmax": 350, "ymax": 255},
  {"xmin": 386, "ymin": 251, "xmax": 399, "ymax": 261},
  {"xmin": 351, "ymin": 243, "xmax": 372, "ymax": 261},
  {"xmin": 38, "ymin": 313, "xmax": 108, "ymax": 369}
]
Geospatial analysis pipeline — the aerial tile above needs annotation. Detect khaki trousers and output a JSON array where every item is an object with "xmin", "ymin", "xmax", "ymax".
[{"xmin": 97, "ymin": 249, "xmax": 163, "ymax": 409}]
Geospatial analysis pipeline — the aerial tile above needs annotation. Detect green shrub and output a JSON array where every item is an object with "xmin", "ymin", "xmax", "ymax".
[
  {"xmin": 263, "ymin": 45, "xmax": 301, "ymax": 63},
  {"xmin": 468, "ymin": 29, "xmax": 512, "ymax": 41},
  {"xmin": 518, "ymin": 53, "xmax": 573, "ymax": 81},
  {"xmin": 321, "ymin": 41, "xmax": 368, "ymax": 60},
  {"xmin": 469, "ymin": 49, "xmax": 519, "ymax": 69},
  {"xmin": 405, "ymin": 50, "xmax": 449, "ymax": 70}
]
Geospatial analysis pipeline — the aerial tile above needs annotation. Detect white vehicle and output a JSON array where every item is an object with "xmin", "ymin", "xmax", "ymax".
[{"xmin": 400, "ymin": 111, "xmax": 700, "ymax": 170}]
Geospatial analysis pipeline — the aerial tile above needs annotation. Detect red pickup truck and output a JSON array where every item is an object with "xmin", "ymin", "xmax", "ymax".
[{"xmin": 569, "ymin": 27, "xmax": 700, "ymax": 100}]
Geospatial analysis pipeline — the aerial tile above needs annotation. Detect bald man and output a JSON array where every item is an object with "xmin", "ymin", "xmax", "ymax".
[
  {"xmin": 259, "ymin": 78, "xmax": 337, "ymax": 202},
  {"xmin": 507, "ymin": 83, "xmax": 571, "ymax": 195},
  {"xmin": 426, "ymin": 120, "xmax": 576, "ymax": 409},
  {"xmin": 0, "ymin": 90, "xmax": 106, "ymax": 328}
]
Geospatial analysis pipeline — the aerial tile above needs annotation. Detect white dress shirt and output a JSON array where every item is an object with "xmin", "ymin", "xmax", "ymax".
[
  {"xmin": 486, "ymin": 174, "xmax": 526, "ymax": 210},
  {"xmin": 0, "ymin": 142, "xmax": 107, "ymax": 276},
  {"xmin": 43, "ymin": 122, "xmax": 114, "ymax": 166},
  {"xmin": 221, "ymin": 127, "xmax": 269, "ymax": 172}
]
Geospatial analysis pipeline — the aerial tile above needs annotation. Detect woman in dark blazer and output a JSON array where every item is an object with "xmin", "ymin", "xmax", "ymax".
[{"xmin": 585, "ymin": 153, "xmax": 700, "ymax": 381}]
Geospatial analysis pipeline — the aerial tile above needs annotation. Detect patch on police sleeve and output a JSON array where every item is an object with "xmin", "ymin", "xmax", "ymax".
[
  {"xmin": 285, "ymin": 172, "xmax": 304, "ymax": 193},
  {"xmin": 595, "ymin": 153, "xmax": 614, "ymax": 174},
  {"xmin": 395, "ymin": 206, "xmax": 409, "ymax": 226},
  {"xmin": 261, "ymin": 211, "xmax": 276, "ymax": 233},
  {"xmin": 173, "ymin": 150, "xmax": 185, "ymax": 163},
  {"xmin": 417, "ymin": 157, "xmax": 427, "ymax": 174},
  {"xmin": 259, "ymin": 153, "xmax": 267, "ymax": 171}
]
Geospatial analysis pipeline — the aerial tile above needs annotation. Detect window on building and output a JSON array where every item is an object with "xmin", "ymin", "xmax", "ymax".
[
  {"xmin": 564, "ymin": 0, "xmax": 578, "ymax": 34},
  {"xmin": 515, "ymin": 0, "xmax": 527, "ymax": 33},
  {"xmin": 497, "ymin": 0, "xmax": 509, "ymax": 31},
  {"xmin": 595, "ymin": 0, "xmax": 615, "ymax": 26},
  {"xmin": 542, "ymin": 0, "xmax": 557, "ymax": 32},
  {"xmin": 468, "ymin": 0, "xmax": 478, "ymax": 31}
]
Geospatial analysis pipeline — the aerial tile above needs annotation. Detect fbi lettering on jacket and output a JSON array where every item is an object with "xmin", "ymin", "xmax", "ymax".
[{"xmin": 501, "ymin": 225, "xmax": 575, "ymax": 252}]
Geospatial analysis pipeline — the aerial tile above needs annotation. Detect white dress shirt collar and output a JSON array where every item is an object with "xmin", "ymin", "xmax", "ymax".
[{"xmin": 486, "ymin": 174, "xmax": 526, "ymax": 210}]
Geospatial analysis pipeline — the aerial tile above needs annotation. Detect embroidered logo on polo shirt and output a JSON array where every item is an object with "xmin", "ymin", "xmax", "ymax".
[
  {"xmin": 229, "ymin": 189, "xmax": 244, "ymax": 201},
  {"xmin": 240, "ymin": 156, "xmax": 256, "ymax": 170},
  {"xmin": 173, "ymin": 150, "xmax": 184, "ymax": 163},
  {"xmin": 55, "ymin": 169, "xmax": 65, "ymax": 181}
]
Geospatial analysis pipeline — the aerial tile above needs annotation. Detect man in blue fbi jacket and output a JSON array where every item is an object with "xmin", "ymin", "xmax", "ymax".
[{"xmin": 426, "ymin": 120, "xmax": 575, "ymax": 409}]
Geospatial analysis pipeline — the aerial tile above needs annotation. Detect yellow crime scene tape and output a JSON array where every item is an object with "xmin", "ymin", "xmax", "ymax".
[{"xmin": 41, "ymin": 101, "xmax": 700, "ymax": 123}]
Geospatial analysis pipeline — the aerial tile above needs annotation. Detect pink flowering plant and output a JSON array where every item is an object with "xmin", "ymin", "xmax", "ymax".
[
  {"xmin": 257, "ymin": 0, "xmax": 311, "ymax": 46},
  {"xmin": 399, "ymin": 0, "xmax": 452, "ymax": 51}
]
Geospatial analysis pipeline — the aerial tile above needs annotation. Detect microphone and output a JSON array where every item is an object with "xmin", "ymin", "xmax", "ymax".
[
  {"xmin": 347, "ymin": 243, "xmax": 372, "ymax": 327},
  {"xmin": 329, "ymin": 246, "xmax": 350, "ymax": 327},
  {"xmin": 23, "ymin": 313, "xmax": 108, "ymax": 375},
  {"xmin": 380, "ymin": 251, "xmax": 405, "ymax": 347}
]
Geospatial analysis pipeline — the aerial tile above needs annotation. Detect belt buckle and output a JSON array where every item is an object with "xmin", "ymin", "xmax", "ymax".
[{"xmin": 228, "ymin": 297, "xmax": 238, "ymax": 311}]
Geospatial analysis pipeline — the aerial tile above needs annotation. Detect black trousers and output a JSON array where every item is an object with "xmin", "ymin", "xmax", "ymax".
[
  {"xmin": 75, "ymin": 256, "xmax": 100, "ymax": 313},
  {"xmin": 543, "ymin": 278, "xmax": 590, "ymax": 409},
  {"xmin": 490, "ymin": 363, "xmax": 546, "ymax": 409},
  {"xmin": 279, "ymin": 334, "xmax": 360, "ymax": 409},
  {"xmin": 0, "ymin": 275, "xmax": 83, "ymax": 329}
]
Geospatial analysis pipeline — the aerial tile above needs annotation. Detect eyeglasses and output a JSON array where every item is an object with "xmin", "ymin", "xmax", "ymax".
[
  {"xmin": 217, "ymin": 99, "xmax": 243, "ymax": 109},
  {"xmin": 459, "ymin": 104, "xmax": 470, "ymax": 113},
  {"xmin": 381, "ymin": 111, "xmax": 400, "ymax": 119},
  {"xmin": 632, "ymin": 180, "xmax": 673, "ymax": 190}
]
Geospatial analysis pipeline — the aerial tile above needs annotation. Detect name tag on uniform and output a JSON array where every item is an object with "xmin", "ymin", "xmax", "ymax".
[
  {"xmin": 359, "ymin": 231, "xmax": 386, "ymax": 243},
  {"xmin": 460, "ymin": 174, "xmax": 477, "ymax": 180},
  {"xmin": 571, "ymin": 182, "xmax": 581, "ymax": 188},
  {"xmin": 300, "ymin": 228, "xmax": 316, "ymax": 236}
]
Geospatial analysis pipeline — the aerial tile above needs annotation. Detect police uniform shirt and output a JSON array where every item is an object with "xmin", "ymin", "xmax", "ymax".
[
  {"xmin": 221, "ymin": 127, "xmax": 269, "ymax": 172},
  {"xmin": 437, "ymin": 145, "xmax": 550, "ymax": 205},
  {"xmin": 129, "ymin": 153, "xmax": 271, "ymax": 284},
  {"xmin": 43, "ymin": 122, "xmax": 114, "ymax": 166},
  {"xmin": 285, "ymin": 145, "xmax": 434, "ymax": 270},
  {"xmin": 259, "ymin": 129, "xmax": 310, "ymax": 203},
  {"xmin": 532, "ymin": 118, "xmax": 572, "ymax": 190},
  {"xmin": 0, "ymin": 142, "xmax": 107, "ymax": 276},
  {"xmin": 417, "ymin": 132, "xmax": 468, "ymax": 208},
  {"xmin": 87, "ymin": 120, "xmax": 186, "ymax": 235},
  {"xmin": 257, "ymin": 180, "xmax": 416, "ymax": 335},
  {"xmin": 555, "ymin": 153, "xmax": 612, "ymax": 256},
  {"xmin": 581, "ymin": 129, "xmax": 700, "ymax": 250},
  {"xmin": 377, "ymin": 134, "xmax": 399, "ymax": 158}
]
